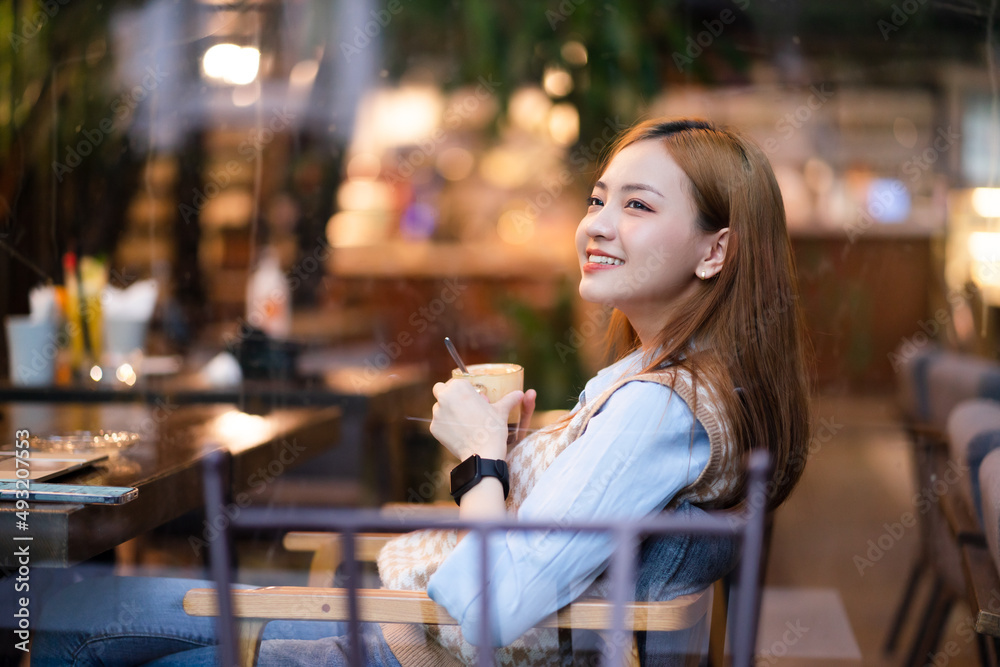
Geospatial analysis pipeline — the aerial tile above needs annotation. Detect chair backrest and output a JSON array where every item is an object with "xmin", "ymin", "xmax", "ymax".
[
  {"xmin": 927, "ymin": 354, "xmax": 1000, "ymax": 433},
  {"xmin": 979, "ymin": 448, "xmax": 1000, "ymax": 579},
  {"xmin": 199, "ymin": 448, "xmax": 771, "ymax": 667},
  {"xmin": 947, "ymin": 399, "xmax": 1000, "ymax": 526},
  {"xmin": 894, "ymin": 343, "xmax": 941, "ymax": 425}
]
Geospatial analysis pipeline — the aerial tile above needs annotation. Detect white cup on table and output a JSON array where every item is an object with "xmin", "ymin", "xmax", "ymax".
[{"xmin": 5, "ymin": 315, "xmax": 57, "ymax": 386}]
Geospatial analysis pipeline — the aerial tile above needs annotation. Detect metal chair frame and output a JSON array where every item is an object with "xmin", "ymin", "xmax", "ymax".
[{"xmin": 196, "ymin": 448, "xmax": 771, "ymax": 667}]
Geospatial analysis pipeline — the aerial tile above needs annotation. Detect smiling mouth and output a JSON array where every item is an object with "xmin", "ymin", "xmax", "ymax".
[{"xmin": 587, "ymin": 254, "xmax": 624, "ymax": 266}]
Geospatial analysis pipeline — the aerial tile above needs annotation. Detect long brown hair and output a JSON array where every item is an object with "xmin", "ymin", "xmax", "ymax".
[{"xmin": 600, "ymin": 118, "xmax": 810, "ymax": 510}]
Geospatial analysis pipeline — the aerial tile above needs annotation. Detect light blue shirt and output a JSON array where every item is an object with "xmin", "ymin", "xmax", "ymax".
[{"xmin": 426, "ymin": 350, "xmax": 711, "ymax": 646}]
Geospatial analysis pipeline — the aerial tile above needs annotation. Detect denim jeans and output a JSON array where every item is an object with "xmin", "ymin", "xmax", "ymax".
[{"xmin": 32, "ymin": 576, "xmax": 402, "ymax": 667}]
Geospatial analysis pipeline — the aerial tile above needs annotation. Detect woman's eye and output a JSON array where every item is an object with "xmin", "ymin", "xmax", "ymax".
[
  {"xmin": 625, "ymin": 199, "xmax": 651, "ymax": 211},
  {"xmin": 587, "ymin": 196, "xmax": 603, "ymax": 207}
]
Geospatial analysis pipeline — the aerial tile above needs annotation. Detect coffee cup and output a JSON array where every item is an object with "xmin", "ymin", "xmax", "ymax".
[{"xmin": 452, "ymin": 363, "xmax": 524, "ymax": 445}]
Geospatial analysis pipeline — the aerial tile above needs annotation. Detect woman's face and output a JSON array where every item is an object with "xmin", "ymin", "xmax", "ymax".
[{"xmin": 575, "ymin": 139, "xmax": 717, "ymax": 327}]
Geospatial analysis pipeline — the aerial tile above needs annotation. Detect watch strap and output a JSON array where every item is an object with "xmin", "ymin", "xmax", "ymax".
[
  {"xmin": 478, "ymin": 458, "xmax": 510, "ymax": 499},
  {"xmin": 450, "ymin": 455, "xmax": 510, "ymax": 505}
]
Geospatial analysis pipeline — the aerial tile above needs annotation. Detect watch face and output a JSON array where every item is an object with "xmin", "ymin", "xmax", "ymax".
[{"xmin": 451, "ymin": 455, "xmax": 480, "ymax": 498}]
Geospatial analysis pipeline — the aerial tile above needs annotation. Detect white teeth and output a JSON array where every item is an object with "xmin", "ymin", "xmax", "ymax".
[{"xmin": 588, "ymin": 254, "xmax": 624, "ymax": 265}]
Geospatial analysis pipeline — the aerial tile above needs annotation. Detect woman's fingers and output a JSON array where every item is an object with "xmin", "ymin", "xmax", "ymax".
[
  {"xmin": 492, "ymin": 390, "xmax": 525, "ymax": 419},
  {"xmin": 516, "ymin": 389, "xmax": 537, "ymax": 443}
]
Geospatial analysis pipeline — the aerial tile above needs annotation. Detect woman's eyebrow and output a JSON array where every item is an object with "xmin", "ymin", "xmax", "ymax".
[
  {"xmin": 593, "ymin": 180, "xmax": 664, "ymax": 197},
  {"xmin": 621, "ymin": 183, "xmax": 664, "ymax": 197}
]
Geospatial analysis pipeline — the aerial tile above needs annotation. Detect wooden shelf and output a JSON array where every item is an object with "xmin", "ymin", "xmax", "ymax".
[{"xmin": 327, "ymin": 241, "xmax": 577, "ymax": 279}]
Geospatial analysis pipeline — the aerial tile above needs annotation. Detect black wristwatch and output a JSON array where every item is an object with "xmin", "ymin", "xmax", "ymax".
[{"xmin": 450, "ymin": 455, "xmax": 510, "ymax": 505}]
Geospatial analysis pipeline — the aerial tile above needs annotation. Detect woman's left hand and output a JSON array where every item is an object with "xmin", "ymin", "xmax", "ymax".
[{"xmin": 430, "ymin": 379, "xmax": 524, "ymax": 461}]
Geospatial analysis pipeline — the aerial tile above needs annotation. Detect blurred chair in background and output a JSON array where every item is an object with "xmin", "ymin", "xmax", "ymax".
[{"xmin": 888, "ymin": 346, "xmax": 1000, "ymax": 666}]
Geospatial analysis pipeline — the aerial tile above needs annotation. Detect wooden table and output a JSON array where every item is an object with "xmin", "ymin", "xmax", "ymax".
[
  {"xmin": 0, "ymin": 358, "xmax": 433, "ymax": 505},
  {"xmin": 0, "ymin": 401, "xmax": 341, "ymax": 568}
]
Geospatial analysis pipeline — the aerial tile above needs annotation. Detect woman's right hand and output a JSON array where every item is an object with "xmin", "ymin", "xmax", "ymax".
[{"xmin": 430, "ymin": 379, "xmax": 524, "ymax": 461}]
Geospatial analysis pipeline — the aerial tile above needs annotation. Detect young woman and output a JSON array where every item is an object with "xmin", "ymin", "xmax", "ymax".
[{"xmin": 33, "ymin": 118, "xmax": 809, "ymax": 666}]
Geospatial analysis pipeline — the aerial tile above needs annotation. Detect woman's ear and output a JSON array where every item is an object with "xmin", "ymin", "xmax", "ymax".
[{"xmin": 697, "ymin": 228, "xmax": 729, "ymax": 280}]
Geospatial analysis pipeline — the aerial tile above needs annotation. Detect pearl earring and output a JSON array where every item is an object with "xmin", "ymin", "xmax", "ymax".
[{"xmin": 701, "ymin": 270, "xmax": 706, "ymax": 279}]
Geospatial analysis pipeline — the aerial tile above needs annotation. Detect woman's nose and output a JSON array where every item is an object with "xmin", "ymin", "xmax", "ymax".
[{"xmin": 584, "ymin": 208, "xmax": 616, "ymax": 239}]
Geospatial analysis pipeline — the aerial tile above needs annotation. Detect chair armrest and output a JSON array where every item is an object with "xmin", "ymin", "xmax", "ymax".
[
  {"xmin": 960, "ymin": 540, "xmax": 1000, "ymax": 637},
  {"xmin": 941, "ymin": 485, "xmax": 987, "ymax": 546},
  {"xmin": 183, "ymin": 585, "xmax": 711, "ymax": 632}
]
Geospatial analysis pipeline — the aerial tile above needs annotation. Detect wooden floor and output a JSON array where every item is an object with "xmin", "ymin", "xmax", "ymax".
[{"xmin": 762, "ymin": 394, "xmax": 979, "ymax": 666}]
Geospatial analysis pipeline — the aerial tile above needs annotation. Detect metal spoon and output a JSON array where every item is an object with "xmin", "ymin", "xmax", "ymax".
[{"xmin": 444, "ymin": 337, "xmax": 470, "ymax": 374}]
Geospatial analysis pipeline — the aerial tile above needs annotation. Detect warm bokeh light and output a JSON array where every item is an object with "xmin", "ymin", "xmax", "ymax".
[
  {"xmin": 210, "ymin": 410, "xmax": 272, "ymax": 452},
  {"xmin": 356, "ymin": 86, "xmax": 443, "ymax": 149},
  {"xmin": 202, "ymin": 44, "xmax": 240, "ymax": 78},
  {"xmin": 969, "ymin": 231, "xmax": 1000, "ymax": 263},
  {"xmin": 115, "ymin": 363, "xmax": 137, "ymax": 386},
  {"xmin": 543, "ymin": 66, "xmax": 573, "ymax": 98},
  {"xmin": 561, "ymin": 41, "xmax": 588, "ymax": 66},
  {"xmin": 508, "ymin": 87, "xmax": 551, "ymax": 133},
  {"xmin": 337, "ymin": 179, "xmax": 392, "ymax": 211},
  {"xmin": 202, "ymin": 44, "xmax": 261, "ymax": 85},
  {"xmin": 479, "ymin": 148, "xmax": 531, "ymax": 188},
  {"xmin": 497, "ymin": 209, "xmax": 536, "ymax": 244},
  {"xmin": 972, "ymin": 188, "xmax": 1000, "ymax": 218},
  {"xmin": 327, "ymin": 211, "xmax": 391, "ymax": 247},
  {"xmin": 436, "ymin": 147, "xmax": 475, "ymax": 181},
  {"xmin": 289, "ymin": 59, "xmax": 320, "ymax": 87},
  {"xmin": 89, "ymin": 365, "xmax": 103, "ymax": 382},
  {"xmin": 346, "ymin": 153, "xmax": 382, "ymax": 180},
  {"xmin": 231, "ymin": 85, "xmax": 259, "ymax": 107},
  {"xmin": 548, "ymin": 103, "xmax": 579, "ymax": 146}
]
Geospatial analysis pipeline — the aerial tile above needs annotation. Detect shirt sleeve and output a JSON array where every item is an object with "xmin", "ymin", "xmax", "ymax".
[{"xmin": 426, "ymin": 379, "xmax": 711, "ymax": 646}]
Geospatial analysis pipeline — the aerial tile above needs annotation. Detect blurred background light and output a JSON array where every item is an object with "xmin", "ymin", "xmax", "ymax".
[
  {"xmin": 968, "ymin": 231, "xmax": 1000, "ymax": 263},
  {"xmin": 436, "ymin": 147, "xmax": 475, "ymax": 181},
  {"xmin": 548, "ymin": 103, "xmax": 579, "ymax": 146},
  {"xmin": 346, "ymin": 153, "xmax": 382, "ymax": 180},
  {"xmin": 543, "ymin": 65, "xmax": 573, "ymax": 98},
  {"xmin": 509, "ymin": 86, "xmax": 551, "ymax": 133},
  {"xmin": 866, "ymin": 179, "xmax": 910, "ymax": 223},
  {"xmin": 972, "ymin": 188, "xmax": 1000, "ymax": 218},
  {"xmin": 480, "ymin": 148, "xmax": 531, "ymax": 188},
  {"xmin": 202, "ymin": 44, "xmax": 260, "ymax": 85},
  {"xmin": 289, "ymin": 59, "xmax": 320, "ymax": 88},
  {"xmin": 561, "ymin": 41, "xmax": 588, "ymax": 66},
  {"xmin": 356, "ymin": 86, "xmax": 443, "ymax": 150},
  {"xmin": 497, "ymin": 209, "xmax": 536, "ymax": 244},
  {"xmin": 231, "ymin": 84, "xmax": 259, "ymax": 107}
]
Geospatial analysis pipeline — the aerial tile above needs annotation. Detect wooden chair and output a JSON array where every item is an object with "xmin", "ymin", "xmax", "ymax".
[{"xmin": 183, "ymin": 450, "xmax": 770, "ymax": 667}]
